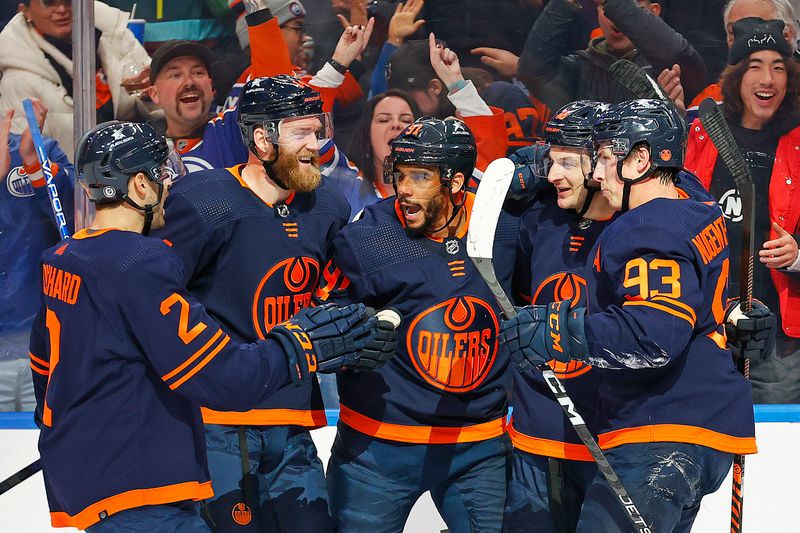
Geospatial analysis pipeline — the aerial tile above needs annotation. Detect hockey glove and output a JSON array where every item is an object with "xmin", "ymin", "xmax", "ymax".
[
  {"xmin": 725, "ymin": 298, "xmax": 776, "ymax": 360},
  {"xmin": 319, "ymin": 308, "xmax": 401, "ymax": 372},
  {"xmin": 500, "ymin": 300, "xmax": 588, "ymax": 373},
  {"xmin": 507, "ymin": 144, "xmax": 552, "ymax": 200},
  {"xmin": 268, "ymin": 303, "xmax": 376, "ymax": 384}
]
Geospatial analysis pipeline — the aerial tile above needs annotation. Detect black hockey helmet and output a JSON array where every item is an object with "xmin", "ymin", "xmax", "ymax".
[
  {"xmin": 592, "ymin": 99, "xmax": 686, "ymax": 171},
  {"xmin": 384, "ymin": 116, "xmax": 477, "ymax": 185},
  {"xmin": 75, "ymin": 121, "xmax": 183, "ymax": 204},
  {"xmin": 544, "ymin": 100, "xmax": 609, "ymax": 151},
  {"xmin": 237, "ymin": 74, "xmax": 331, "ymax": 151}
]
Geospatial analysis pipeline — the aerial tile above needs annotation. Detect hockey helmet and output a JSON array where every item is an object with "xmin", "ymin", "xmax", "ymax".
[
  {"xmin": 75, "ymin": 121, "xmax": 184, "ymax": 204},
  {"xmin": 544, "ymin": 100, "xmax": 609, "ymax": 151},
  {"xmin": 238, "ymin": 74, "xmax": 333, "ymax": 151},
  {"xmin": 384, "ymin": 116, "xmax": 477, "ymax": 185},
  {"xmin": 592, "ymin": 99, "xmax": 686, "ymax": 171}
]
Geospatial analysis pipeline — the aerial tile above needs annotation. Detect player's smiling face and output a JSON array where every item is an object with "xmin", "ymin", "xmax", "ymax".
[
  {"xmin": 150, "ymin": 56, "xmax": 214, "ymax": 134},
  {"xmin": 273, "ymin": 116, "xmax": 323, "ymax": 192},
  {"xmin": 394, "ymin": 163, "xmax": 450, "ymax": 234},
  {"xmin": 547, "ymin": 146, "xmax": 591, "ymax": 211},
  {"xmin": 740, "ymin": 50, "xmax": 787, "ymax": 130}
]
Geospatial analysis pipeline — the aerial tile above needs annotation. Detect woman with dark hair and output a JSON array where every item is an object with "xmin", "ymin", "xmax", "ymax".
[
  {"xmin": 347, "ymin": 89, "xmax": 419, "ymax": 196},
  {"xmin": 686, "ymin": 17, "xmax": 800, "ymax": 404}
]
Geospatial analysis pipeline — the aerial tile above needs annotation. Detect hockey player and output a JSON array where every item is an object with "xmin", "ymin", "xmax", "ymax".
[
  {"xmin": 152, "ymin": 75, "xmax": 396, "ymax": 532},
  {"xmin": 504, "ymin": 101, "xmax": 611, "ymax": 533},
  {"xmin": 501, "ymin": 99, "xmax": 757, "ymax": 532},
  {"xmin": 318, "ymin": 116, "xmax": 517, "ymax": 533},
  {"xmin": 30, "ymin": 121, "xmax": 381, "ymax": 531}
]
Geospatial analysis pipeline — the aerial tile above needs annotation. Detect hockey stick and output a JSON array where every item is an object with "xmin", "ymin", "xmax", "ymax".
[
  {"xmin": 609, "ymin": 59, "xmax": 671, "ymax": 103},
  {"xmin": 23, "ymin": 99, "xmax": 69, "ymax": 240},
  {"xmin": 467, "ymin": 158, "xmax": 652, "ymax": 533},
  {"xmin": 0, "ymin": 459, "xmax": 41, "ymax": 496},
  {"xmin": 698, "ymin": 98, "xmax": 754, "ymax": 533}
]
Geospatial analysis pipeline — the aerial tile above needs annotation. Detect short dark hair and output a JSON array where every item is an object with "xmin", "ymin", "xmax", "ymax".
[
  {"xmin": 386, "ymin": 40, "xmax": 438, "ymax": 92},
  {"xmin": 721, "ymin": 53, "xmax": 800, "ymax": 123},
  {"xmin": 346, "ymin": 90, "xmax": 420, "ymax": 184}
]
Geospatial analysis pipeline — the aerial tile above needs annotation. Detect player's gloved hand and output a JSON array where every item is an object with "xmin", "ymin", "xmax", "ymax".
[
  {"xmin": 507, "ymin": 144, "xmax": 552, "ymax": 200},
  {"xmin": 725, "ymin": 298, "xmax": 776, "ymax": 360},
  {"xmin": 500, "ymin": 300, "xmax": 588, "ymax": 373},
  {"xmin": 268, "ymin": 303, "xmax": 377, "ymax": 384},
  {"xmin": 327, "ymin": 307, "xmax": 402, "ymax": 372}
]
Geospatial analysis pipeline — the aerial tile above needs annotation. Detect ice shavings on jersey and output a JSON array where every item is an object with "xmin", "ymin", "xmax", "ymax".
[
  {"xmin": 587, "ymin": 347, "xmax": 670, "ymax": 369},
  {"xmin": 646, "ymin": 450, "xmax": 701, "ymax": 503}
]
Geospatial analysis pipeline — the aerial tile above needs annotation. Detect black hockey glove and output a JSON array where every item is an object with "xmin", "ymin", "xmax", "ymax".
[
  {"xmin": 507, "ymin": 144, "xmax": 552, "ymax": 200},
  {"xmin": 268, "ymin": 303, "xmax": 376, "ymax": 384},
  {"xmin": 725, "ymin": 298, "xmax": 776, "ymax": 360},
  {"xmin": 500, "ymin": 300, "xmax": 587, "ymax": 373},
  {"xmin": 329, "ymin": 308, "xmax": 402, "ymax": 372}
]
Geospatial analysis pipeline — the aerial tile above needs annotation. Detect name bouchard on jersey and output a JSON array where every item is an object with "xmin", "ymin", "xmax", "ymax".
[
  {"xmin": 406, "ymin": 296, "xmax": 499, "ymax": 393},
  {"xmin": 42, "ymin": 264, "xmax": 82, "ymax": 304},
  {"xmin": 252, "ymin": 257, "xmax": 320, "ymax": 339},
  {"xmin": 691, "ymin": 215, "xmax": 728, "ymax": 265}
]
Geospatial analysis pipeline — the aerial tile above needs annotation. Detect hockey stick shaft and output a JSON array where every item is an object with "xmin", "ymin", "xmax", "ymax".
[
  {"xmin": 23, "ymin": 99, "xmax": 68, "ymax": 240},
  {"xmin": 470, "ymin": 257, "xmax": 652, "ymax": 533},
  {"xmin": 698, "ymin": 98, "xmax": 753, "ymax": 533},
  {"xmin": 0, "ymin": 459, "xmax": 41, "ymax": 496}
]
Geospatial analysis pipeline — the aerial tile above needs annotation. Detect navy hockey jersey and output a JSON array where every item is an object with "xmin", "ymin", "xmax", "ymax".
[
  {"xmin": 321, "ymin": 194, "xmax": 517, "ymax": 444},
  {"xmin": 29, "ymin": 229, "xmax": 294, "ymax": 529},
  {"xmin": 584, "ymin": 196, "xmax": 756, "ymax": 454},
  {"xmin": 154, "ymin": 166, "xmax": 350, "ymax": 426},
  {"xmin": 511, "ymin": 191, "xmax": 608, "ymax": 460},
  {"xmin": 509, "ymin": 172, "xmax": 714, "ymax": 460}
]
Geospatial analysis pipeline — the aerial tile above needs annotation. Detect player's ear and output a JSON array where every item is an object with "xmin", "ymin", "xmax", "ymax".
[
  {"xmin": 128, "ymin": 172, "xmax": 149, "ymax": 200},
  {"xmin": 253, "ymin": 126, "xmax": 276, "ymax": 160},
  {"xmin": 636, "ymin": 145, "xmax": 652, "ymax": 173},
  {"xmin": 450, "ymin": 171, "xmax": 466, "ymax": 195}
]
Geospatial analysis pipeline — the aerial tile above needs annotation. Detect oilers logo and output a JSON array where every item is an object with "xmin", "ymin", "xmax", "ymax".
[
  {"xmin": 532, "ymin": 272, "xmax": 591, "ymax": 379},
  {"xmin": 252, "ymin": 257, "xmax": 320, "ymax": 339},
  {"xmin": 407, "ymin": 296, "xmax": 499, "ymax": 392},
  {"xmin": 718, "ymin": 188, "xmax": 743, "ymax": 222},
  {"xmin": 6, "ymin": 166, "xmax": 35, "ymax": 198}
]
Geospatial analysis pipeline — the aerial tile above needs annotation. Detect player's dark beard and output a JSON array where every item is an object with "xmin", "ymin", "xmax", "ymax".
[
  {"xmin": 272, "ymin": 149, "xmax": 321, "ymax": 192},
  {"xmin": 404, "ymin": 194, "xmax": 447, "ymax": 237}
]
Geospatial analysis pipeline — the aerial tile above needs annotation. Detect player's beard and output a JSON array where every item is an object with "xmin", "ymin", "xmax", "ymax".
[
  {"xmin": 403, "ymin": 194, "xmax": 447, "ymax": 237},
  {"xmin": 273, "ymin": 149, "xmax": 321, "ymax": 192}
]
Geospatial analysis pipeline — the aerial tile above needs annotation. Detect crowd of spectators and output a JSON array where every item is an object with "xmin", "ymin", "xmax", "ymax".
[{"xmin": 1, "ymin": 0, "xmax": 799, "ymax": 413}]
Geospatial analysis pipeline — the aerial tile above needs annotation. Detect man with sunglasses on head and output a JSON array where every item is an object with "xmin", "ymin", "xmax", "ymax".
[{"xmin": 30, "ymin": 121, "xmax": 379, "ymax": 532}]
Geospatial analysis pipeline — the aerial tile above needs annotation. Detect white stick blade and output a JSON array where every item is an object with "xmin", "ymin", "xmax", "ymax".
[{"xmin": 467, "ymin": 158, "xmax": 515, "ymax": 260}]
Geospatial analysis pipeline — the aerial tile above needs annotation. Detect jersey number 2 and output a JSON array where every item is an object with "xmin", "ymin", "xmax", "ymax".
[{"xmin": 160, "ymin": 293, "xmax": 207, "ymax": 344}]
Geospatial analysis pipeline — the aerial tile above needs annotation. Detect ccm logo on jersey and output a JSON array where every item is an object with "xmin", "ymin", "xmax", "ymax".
[
  {"xmin": 407, "ymin": 296, "xmax": 499, "ymax": 393},
  {"xmin": 252, "ymin": 257, "xmax": 320, "ymax": 338}
]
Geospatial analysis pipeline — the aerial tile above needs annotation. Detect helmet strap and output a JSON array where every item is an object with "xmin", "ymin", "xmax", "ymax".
[
  {"xmin": 427, "ymin": 181, "xmax": 466, "ymax": 236},
  {"xmin": 577, "ymin": 186, "xmax": 596, "ymax": 217},
  {"xmin": 125, "ymin": 181, "xmax": 164, "ymax": 236},
  {"xmin": 616, "ymin": 158, "xmax": 656, "ymax": 213}
]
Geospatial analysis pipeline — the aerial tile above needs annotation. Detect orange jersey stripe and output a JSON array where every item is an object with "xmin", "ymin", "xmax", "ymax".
[
  {"xmin": 508, "ymin": 422, "xmax": 594, "ymax": 461},
  {"xmin": 49, "ymin": 480, "xmax": 213, "ymax": 530},
  {"xmin": 169, "ymin": 335, "xmax": 230, "ymax": 390},
  {"xmin": 162, "ymin": 330, "xmax": 224, "ymax": 382},
  {"xmin": 339, "ymin": 404, "xmax": 506, "ymax": 444},
  {"xmin": 30, "ymin": 362, "xmax": 49, "ymax": 376},
  {"xmin": 651, "ymin": 295, "xmax": 697, "ymax": 324},
  {"xmin": 623, "ymin": 300, "xmax": 695, "ymax": 327},
  {"xmin": 29, "ymin": 352, "xmax": 49, "ymax": 368},
  {"xmin": 598, "ymin": 424, "xmax": 757, "ymax": 454},
  {"xmin": 200, "ymin": 408, "xmax": 328, "ymax": 427}
]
